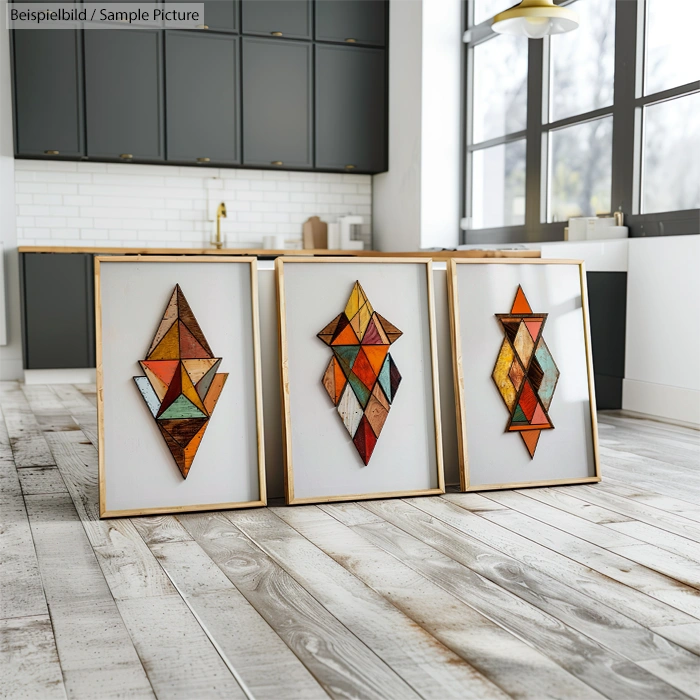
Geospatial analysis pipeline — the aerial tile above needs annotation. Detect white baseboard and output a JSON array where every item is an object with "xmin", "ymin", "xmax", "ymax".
[
  {"xmin": 622, "ymin": 378, "xmax": 700, "ymax": 428},
  {"xmin": 24, "ymin": 368, "xmax": 96, "ymax": 385}
]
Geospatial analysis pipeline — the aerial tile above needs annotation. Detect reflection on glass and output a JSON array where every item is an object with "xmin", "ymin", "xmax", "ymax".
[
  {"xmin": 471, "ymin": 140, "xmax": 526, "ymax": 229},
  {"xmin": 548, "ymin": 117, "xmax": 612, "ymax": 222},
  {"xmin": 645, "ymin": 0, "xmax": 700, "ymax": 95},
  {"xmin": 474, "ymin": 0, "xmax": 515, "ymax": 26},
  {"xmin": 643, "ymin": 93, "xmax": 700, "ymax": 213},
  {"xmin": 473, "ymin": 34, "xmax": 528, "ymax": 143},
  {"xmin": 550, "ymin": 0, "xmax": 614, "ymax": 122}
]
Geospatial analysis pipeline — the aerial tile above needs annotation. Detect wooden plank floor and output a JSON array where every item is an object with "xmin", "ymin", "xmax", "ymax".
[{"xmin": 1, "ymin": 381, "xmax": 699, "ymax": 700}]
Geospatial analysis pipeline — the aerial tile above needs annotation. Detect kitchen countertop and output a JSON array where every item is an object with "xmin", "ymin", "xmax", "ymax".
[{"xmin": 18, "ymin": 246, "xmax": 541, "ymax": 258}]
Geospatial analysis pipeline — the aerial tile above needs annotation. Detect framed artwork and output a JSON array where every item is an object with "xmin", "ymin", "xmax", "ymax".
[
  {"xmin": 96, "ymin": 256, "xmax": 266, "ymax": 517},
  {"xmin": 277, "ymin": 258, "xmax": 445, "ymax": 504},
  {"xmin": 447, "ymin": 259, "xmax": 600, "ymax": 491}
]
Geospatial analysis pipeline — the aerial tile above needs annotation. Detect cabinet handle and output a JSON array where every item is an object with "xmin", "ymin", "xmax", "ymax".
[
  {"xmin": 271, "ymin": 161, "xmax": 283, "ymax": 166},
  {"xmin": 345, "ymin": 38, "xmax": 357, "ymax": 43},
  {"xmin": 197, "ymin": 24, "xmax": 208, "ymax": 29},
  {"xmin": 345, "ymin": 164, "xmax": 356, "ymax": 170},
  {"xmin": 120, "ymin": 153, "xmax": 133, "ymax": 160},
  {"xmin": 270, "ymin": 31, "xmax": 283, "ymax": 36},
  {"xmin": 197, "ymin": 157, "xmax": 211, "ymax": 163},
  {"xmin": 44, "ymin": 150, "xmax": 59, "ymax": 155}
]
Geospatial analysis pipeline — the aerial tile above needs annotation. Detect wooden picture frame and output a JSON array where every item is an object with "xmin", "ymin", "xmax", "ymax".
[
  {"xmin": 96, "ymin": 256, "xmax": 266, "ymax": 517},
  {"xmin": 447, "ymin": 258, "xmax": 601, "ymax": 491},
  {"xmin": 277, "ymin": 257, "xmax": 445, "ymax": 504}
]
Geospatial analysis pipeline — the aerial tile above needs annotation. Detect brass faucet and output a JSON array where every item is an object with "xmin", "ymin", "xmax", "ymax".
[{"xmin": 213, "ymin": 202, "xmax": 227, "ymax": 249}]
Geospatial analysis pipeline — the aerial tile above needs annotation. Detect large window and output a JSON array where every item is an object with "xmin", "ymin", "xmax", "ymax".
[{"xmin": 463, "ymin": 0, "xmax": 700, "ymax": 241}]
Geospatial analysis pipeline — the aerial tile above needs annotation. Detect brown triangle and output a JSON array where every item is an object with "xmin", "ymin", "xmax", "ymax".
[
  {"xmin": 157, "ymin": 423, "xmax": 188, "ymax": 477},
  {"xmin": 176, "ymin": 285, "xmax": 213, "ymax": 357},
  {"xmin": 158, "ymin": 417, "xmax": 208, "ymax": 448},
  {"xmin": 375, "ymin": 313, "xmax": 403, "ymax": 343},
  {"xmin": 317, "ymin": 314, "xmax": 343, "ymax": 345},
  {"xmin": 146, "ymin": 288, "xmax": 179, "ymax": 357}
]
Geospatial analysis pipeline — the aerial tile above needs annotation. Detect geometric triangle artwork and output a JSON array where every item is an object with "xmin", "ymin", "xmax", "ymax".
[
  {"xmin": 318, "ymin": 281, "xmax": 402, "ymax": 466},
  {"xmin": 134, "ymin": 285, "xmax": 228, "ymax": 478},
  {"xmin": 492, "ymin": 285, "xmax": 559, "ymax": 458}
]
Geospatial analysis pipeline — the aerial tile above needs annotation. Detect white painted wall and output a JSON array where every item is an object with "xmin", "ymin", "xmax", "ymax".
[
  {"xmin": 373, "ymin": 0, "xmax": 462, "ymax": 251},
  {"xmin": 623, "ymin": 235, "xmax": 700, "ymax": 426},
  {"xmin": 0, "ymin": 6, "xmax": 24, "ymax": 380}
]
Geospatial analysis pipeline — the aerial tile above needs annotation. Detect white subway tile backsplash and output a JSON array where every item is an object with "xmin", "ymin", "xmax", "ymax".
[{"xmin": 15, "ymin": 160, "xmax": 373, "ymax": 248}]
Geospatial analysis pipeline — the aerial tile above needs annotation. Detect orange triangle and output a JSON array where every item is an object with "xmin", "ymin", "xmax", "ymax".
[
  {"xmin": 363, "ymin": 345, "xmax": 389, "ymax": 375},
  {"xmin": 183, "ymin": 422, "xmax": 209, "ymax": 472},
  {"xmin": 142, "ymin": 365, "xmax": 168, "ymax": 401},
  {"xmin": 147, "ymin": 322, "xmax": 180, "ymax": 360},
  {"xmin": 180, "ymin": 363, "xmax": 208, "ymax": 415},
  {"xmin": 511, "ymin": 286, "xmax": 532, "ymax": 315},
  {"xmin": 140, "ymin": 359, "xmax": 179, "ymax": 386},
  {"xmin": 204, "ymin": 373, "xmax": 228, "ymax": 415},
  {"xmin": 331, "ymin": 323, "xmax": 359, "ymax": 346},
  {"xmin": 520, "ymin": 430, "xmax": 541, "ymax": 457}
]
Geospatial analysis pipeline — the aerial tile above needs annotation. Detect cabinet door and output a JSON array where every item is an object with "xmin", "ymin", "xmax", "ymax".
[
  {"xmin": 12, "ymin": 29, "xmax": 84, "ymax": 158},
  {"xmin": 241, "ymin": 0, "xmax": 311, "ymax": 40},
  {"xmin": 84, "ymin": 29, "xmax": 164, "ymax": 161},
  {"xmin": 315, "ymin": 0, "xmax": 387, "ymax": 47},
  {"xmin": 242, "ymin": 38, "xmax": 312, "ymax": 168},
  {"xmin": 21, "ymin": 254, "xmax": 95, "ymax": 370},
  {"xmin": 202, "ymin": 0, "xmax": 238, "ymax": 31},
  {"xmin": 315, "ymin": 45, "xmax": 386, "ymax": 173},
  {"xmin": 165, "ymin": 32, "xmax": 240, "ymax": 165}
]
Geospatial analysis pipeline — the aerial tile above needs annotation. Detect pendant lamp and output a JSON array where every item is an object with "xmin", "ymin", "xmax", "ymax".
[{"xmin": 492, "ymin": 0, "xmax": 579, "ymax": 38}]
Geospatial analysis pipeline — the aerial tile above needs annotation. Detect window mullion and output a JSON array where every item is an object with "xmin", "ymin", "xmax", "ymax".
[
  {"xmin": 525, "ymin": 38, "xmax": 546, "ymax": 240},
  {"xmin": 611, "ymin": 0, "xmax": 642, "ymax": 216}
]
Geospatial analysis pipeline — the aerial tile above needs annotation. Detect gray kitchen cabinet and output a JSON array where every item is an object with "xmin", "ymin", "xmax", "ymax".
[
  {"xmin": 315, "ymin": 44, "xmax": 386, "ymax": 173},
  {"xmin": 166, "ymin": 32, "xmax": 240, "ymax": 165},
  {"xmin": 20, "ymin": 254, "xmax": 95, "ymax": 370},
  {"xmin": 315, "ymin": 0, "xmax": 387, "ymax": 47},
  {"xmin": 241, "ymin": 0, "xmax": 311, "ymax": 40},
  {"xmin": 202, "ymin": 0, "xmax": 239, "ymax": 32},
  {"xmin": 12, "ymin": 28, "xmax": 84, "ymax": 158},
  {"xmin": 242, "ymin": 38, "xmax": 313, "ymax": 169},
  {"xmin": 84, "ymin": 29, "xmax": 164, "ymax": 161}
]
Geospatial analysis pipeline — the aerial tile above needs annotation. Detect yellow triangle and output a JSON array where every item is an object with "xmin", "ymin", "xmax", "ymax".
[
  {"xmin": 182, "ymin": 358, "xmax": 219, "ymax": 384},
  {"xmin": 180, "ymin": 364, "xmax": 208, "ymax": 415},
  {"xmin": 345, "ymin": 283, "xmax": 361, "ymax": 319},
  {"xmin": 147, "ymin": 322, "xmax": 180, "ymax": 360}
]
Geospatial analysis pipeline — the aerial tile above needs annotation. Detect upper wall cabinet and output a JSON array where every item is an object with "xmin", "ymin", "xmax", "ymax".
[
  {"xmin": 12, "ymin": 29, "xmax": 84, "ymax": 158},
  {"xmin": 171, "ymin": 0, "xmax": 239, "ymax": 32},
  {"xmin": 315, "ymin": 45, "xmax": 386, "ymax": 173},
  {"xmin": 84, "ymin": 29, "xmax": 164, "ymax": 161},
  {"xmin": 241, "ymin": 0, "xmax": 312, "ymax": 40},
  {"xmin": 166, "ymin": 32, "xmax": 240, "ymax": 165},
  {"xmin": 242, "ymin": 38, "xmax": 313, "ymax": 169},
  {"xmin": 315, "ymin": 0, "xmax": 387, "ymax": 47}
]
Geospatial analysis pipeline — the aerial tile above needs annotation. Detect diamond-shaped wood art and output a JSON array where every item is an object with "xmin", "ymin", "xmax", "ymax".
[
  {"xmin": 134, "ymin": 285, "xmax": 228, "ymax": 478},
  {"xmin": 492, "ymin": 285, "xmax": 559, "ymax": 458},
  {"xmin": 318, "ymin": 281, "xmax": 402, "ymax": 465}
]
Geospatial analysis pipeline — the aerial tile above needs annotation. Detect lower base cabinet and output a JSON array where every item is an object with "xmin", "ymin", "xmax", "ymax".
[{"xmin": 20, "ymin": 254, "xmax": 96, "ymax": 370}]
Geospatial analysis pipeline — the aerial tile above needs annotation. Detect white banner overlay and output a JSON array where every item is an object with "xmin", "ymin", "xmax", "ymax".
[{"xmin": 8, "ymin": 3, "xmax": 206, "ymax": 29}]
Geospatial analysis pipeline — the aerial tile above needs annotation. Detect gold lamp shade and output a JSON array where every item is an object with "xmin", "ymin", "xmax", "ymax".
[{"xmin": 492, "ymin": 0, "xmax": 579, "ymax": 38}]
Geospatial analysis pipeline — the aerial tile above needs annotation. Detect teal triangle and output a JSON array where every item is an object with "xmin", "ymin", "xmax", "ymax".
[
  {"xmin": 158, "ymin": 394, "xmax": 206, "ymax": 419},
  {"xmin": 378, "ymin": 355, "xmax": 392, "ymax": 403},
  {"xmin": 512, "ymin": 404, "xmax": 528, "ymax": 423},
  {"xmin": 347, "ymin": 373, "xmax": 371, "ymax": 408},
  {"xmin": 333, "ymin": 345, "xmax": 361, "ymax": 375}
]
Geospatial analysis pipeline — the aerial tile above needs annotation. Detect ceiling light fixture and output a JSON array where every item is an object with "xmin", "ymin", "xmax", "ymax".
[{"xmin": 492, "ymin": 0, "xmax": 579, "ymax": 39}]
